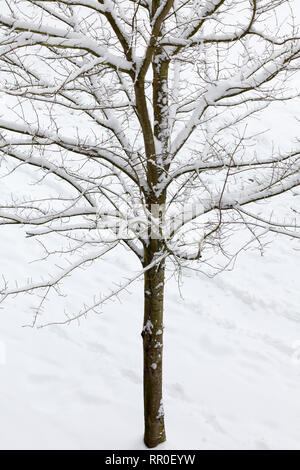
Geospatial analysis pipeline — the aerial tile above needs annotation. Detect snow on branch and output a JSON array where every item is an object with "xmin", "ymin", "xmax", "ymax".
[
  {"xmin": 0, "ymin": 13, "xmax": 133, "ymax": 73},
  {"xmin": 0, "ymin": 0, "xmax": 299, "ymax": 322}
]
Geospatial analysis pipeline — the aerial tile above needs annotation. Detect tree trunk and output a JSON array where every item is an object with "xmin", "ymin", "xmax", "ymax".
[{"xmin": 142, "ymin": 247, "xmax": 166, "ymax": 448}]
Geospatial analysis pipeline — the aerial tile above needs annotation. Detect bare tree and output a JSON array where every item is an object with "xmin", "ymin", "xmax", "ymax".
[{"xmin": 0, "ymin": 0, "xmax": 299, "ymax": 448}]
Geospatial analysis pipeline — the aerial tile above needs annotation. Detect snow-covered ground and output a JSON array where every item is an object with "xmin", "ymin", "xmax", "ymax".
[
  {"xmin": 0, "ymin": 218, "xmax": 300, "ymax": 450},
  {"xmin": 1, "ymin": 164, "xmax": 300, "ymax": 450}
]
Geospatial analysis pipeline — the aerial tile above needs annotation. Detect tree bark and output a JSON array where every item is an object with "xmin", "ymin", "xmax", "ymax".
[
  {"xmin": 140, "ymin": 1, "xmax": 170, "ymax": 447},
  {"xmin": 142, "ymin": 244, "xmax": 166, "ymax": 448}
]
